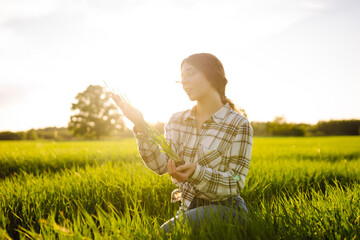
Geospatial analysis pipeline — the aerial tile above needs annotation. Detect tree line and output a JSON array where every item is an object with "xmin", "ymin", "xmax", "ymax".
[
  {"xmin": 1, "ymin": 85, "xmax": 359, "ymax": 140},
  {"xmin": 251, "ymin": 116, "xmax": 360, "ymax": 137},
  {"xmin": 1, "ymin": 117, "xmax": 358, "ymax": 141}
]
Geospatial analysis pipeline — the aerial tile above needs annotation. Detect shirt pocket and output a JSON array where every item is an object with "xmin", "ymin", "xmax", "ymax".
[{"xmin": 198, "ymin": 143, "xmax": 223, "ymax": 170}]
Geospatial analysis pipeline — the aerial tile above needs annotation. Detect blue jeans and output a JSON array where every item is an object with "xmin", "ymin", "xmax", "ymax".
[{"xmin": 160, "ymin": 195, "xmax": 248, "ymax": 233}]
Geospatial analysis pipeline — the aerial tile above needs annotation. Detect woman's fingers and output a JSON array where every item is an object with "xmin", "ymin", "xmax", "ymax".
[
  {"xmin": 176, "ymin": 163, "xmax": 190, "ymax": 172},
  {"xmin": 167, "ymin": 159, "xmax": 175, "ymax": 174},
  {"xmin": 168, "ymin": 159, "xmax": 191, "ymax": 182},
  {"xmin": 110, "ymin": 93, "xmax": 146, "ymax": 126},
  {"xmin": 168, "ymin": 159, "xmax": 177, "ymax": 173},
  {"xmin": 167, "ymin": 159, "xmax": 172, "ymax": 169},
  {"xmin": 171, "ymin": 159, "xmax": 176, "ymax": 171},
  {"xmin": 111, "ymin": 94, "xmax": 125, "ymax": 108}
]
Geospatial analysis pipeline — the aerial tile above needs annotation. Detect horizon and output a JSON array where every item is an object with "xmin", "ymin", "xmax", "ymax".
[
  {"xmin": 2, "ymin": 115, "xmax": 359, "ymax": 133},
  {"xmin": 1, "ymin": 0, "xmax": 359, "ymax": 132}
]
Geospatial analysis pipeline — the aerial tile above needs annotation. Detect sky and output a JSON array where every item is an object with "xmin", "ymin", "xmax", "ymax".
[{"xmin": 0, "ymin": 0, "xmax": 359, "ymax": 132}]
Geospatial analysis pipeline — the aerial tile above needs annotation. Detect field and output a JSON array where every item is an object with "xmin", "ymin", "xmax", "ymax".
[{"xmin": 0, "ymin": 136, "xmax": 359, "ymax": 239}]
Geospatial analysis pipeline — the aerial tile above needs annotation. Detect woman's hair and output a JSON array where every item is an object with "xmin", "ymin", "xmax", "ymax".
[{"xmin": 181, "ymin": 53, "xmax": 247, "ymax": 117}]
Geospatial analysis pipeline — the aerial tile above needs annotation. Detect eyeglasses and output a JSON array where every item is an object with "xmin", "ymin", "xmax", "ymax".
[{"xmin": 175, "ymin": 69, "xmax": 196, "ymax": 84}]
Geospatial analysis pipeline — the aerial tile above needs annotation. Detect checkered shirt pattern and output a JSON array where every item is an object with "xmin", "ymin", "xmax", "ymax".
[{"xmin": 132, "ymin": 102, "xmax": 253, "ymax": 212}]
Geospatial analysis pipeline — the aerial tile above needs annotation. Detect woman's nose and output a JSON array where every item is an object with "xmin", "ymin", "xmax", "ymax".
[{"xmin": 181, "ymin": 78, "xmax": 189, "ymax": 85}]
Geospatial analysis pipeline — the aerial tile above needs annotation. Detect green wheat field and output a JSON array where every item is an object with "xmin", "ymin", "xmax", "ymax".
[{"xmin": 0, "ymin": 136, "xmax": 359, "ymax": 239}]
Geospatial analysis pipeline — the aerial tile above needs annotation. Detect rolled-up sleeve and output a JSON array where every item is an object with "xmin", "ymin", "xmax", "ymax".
[
  {"xmin": 132, "ymin": 117, "xmax": 176, "ymax": 175},
  {"xmin": 188, "ymin": 120, "xmax": 253, "ymax": 197}
]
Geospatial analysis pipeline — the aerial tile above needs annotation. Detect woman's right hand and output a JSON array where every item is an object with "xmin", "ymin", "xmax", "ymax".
[{"xmin": 111, "ymin": 93, "xmax": 147, "ymax": 130}]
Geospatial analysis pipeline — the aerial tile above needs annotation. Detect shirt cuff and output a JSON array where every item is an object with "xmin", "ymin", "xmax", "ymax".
[
  {"xmin": 188, "ymin": 163, "xmax": 205, "ymax": 185},
  {"xmin": 132, "ymin": 125, "xmax": 148, "ymax": 141}
]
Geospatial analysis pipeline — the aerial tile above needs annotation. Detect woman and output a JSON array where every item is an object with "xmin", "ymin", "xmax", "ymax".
[{"xmin": 111, "ymin": 53, "xmax": 253, "ymax": 233}]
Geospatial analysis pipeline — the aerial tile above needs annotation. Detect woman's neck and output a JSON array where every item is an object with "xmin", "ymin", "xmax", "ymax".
[{"xmin": 196, "ymin": 93, "xmax": 224, "ymax": 120}]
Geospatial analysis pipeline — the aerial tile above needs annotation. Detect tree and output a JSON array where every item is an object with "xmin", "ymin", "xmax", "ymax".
[
  {"xmin": 312, "ymin": 119, "xmax": 360, "ymax": 136},
  {"xmin": 0, "ymin": 131, "xmax": 22, "ymax": 140},
  {"xmin": 68, "ymin": 85, "xmax": 125, "ymax": 139},
  {"xmin": 24, "ymin": 128, "xmax": 38, "ymax": 140},
  {"xmin": 266, "ymin": 116, "xmax": 306, "ymax": 136}
]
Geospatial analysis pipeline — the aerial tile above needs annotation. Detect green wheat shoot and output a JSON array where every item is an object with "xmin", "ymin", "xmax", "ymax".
[{"xmin": 102, "ymin": 80, "xmax": 185, "ymax": 166}]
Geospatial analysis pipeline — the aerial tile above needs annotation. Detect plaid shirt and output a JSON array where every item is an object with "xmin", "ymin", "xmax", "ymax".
[{"xmin": 132, "ymin": 102, "xmax": 253, "ymax": 212}]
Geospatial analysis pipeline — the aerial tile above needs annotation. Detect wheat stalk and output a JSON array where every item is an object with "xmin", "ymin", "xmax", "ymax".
[{"xmin": 102, "ymin": 80, "xmax": 184, "ymax": 166}]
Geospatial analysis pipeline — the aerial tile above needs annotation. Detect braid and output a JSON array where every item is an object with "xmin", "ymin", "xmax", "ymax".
[
  {"xmin": 220, "ymin": 93, "xmax": 227, "ymax": 105},
  {"xmin": 222, "ymin": 95, "xmax": 248, "ymax": 118}
]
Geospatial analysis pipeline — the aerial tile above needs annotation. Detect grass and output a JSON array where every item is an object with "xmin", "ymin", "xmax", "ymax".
[{"xmin": 0, "ymin": 136, "xmax": 359, "ymax": 239}]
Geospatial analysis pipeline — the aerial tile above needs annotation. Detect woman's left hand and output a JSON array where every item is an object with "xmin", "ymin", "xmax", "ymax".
[
  {"xmin": 167, "ymin": 159, "xmax": 197, "ymax": 182},
  {"xmin": 111, "ymin": 93, "xmax": 147, "ymax": 130}
]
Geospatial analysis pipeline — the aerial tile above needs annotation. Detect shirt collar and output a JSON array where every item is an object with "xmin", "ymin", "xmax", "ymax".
[{"xmin": 184, "ymin": 102, "xmax": 231, "ymax": 124}]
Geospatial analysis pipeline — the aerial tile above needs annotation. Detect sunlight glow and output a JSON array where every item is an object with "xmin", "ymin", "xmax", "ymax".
[{"xmin": 0, "ymin": 0, "xmax": 359, "ymax": 131}]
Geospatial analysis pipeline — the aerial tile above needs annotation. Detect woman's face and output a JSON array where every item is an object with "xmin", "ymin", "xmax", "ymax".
[{"xmin": 181, "ymin": 62, "xmax": 213, "ymax": 101}]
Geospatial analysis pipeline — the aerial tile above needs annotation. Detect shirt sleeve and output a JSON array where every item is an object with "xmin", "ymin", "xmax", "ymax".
[
  {"xmin": 188, "ymin": 120, "xmax": 253, "ymax": 197},
  {"xmin": 132, "ymin": 117, "xmax": 176, "ymax": 175}
]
